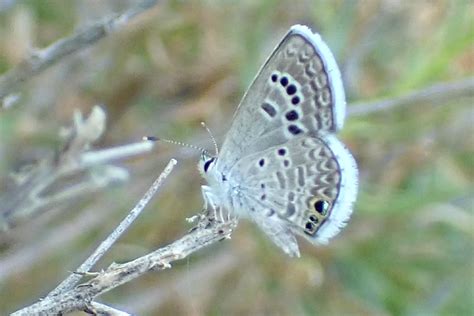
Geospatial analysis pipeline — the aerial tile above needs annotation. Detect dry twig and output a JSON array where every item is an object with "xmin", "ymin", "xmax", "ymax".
[
  {"xmin": 0, "ymin": 106, "xmax": 154, "ymax": 230},
  {"xmin": 12, "ymin": 219, "xmax": 235, "ymax": 315},
  {"xmin": 0, "ymin": 0, "xmax": 159, "ymax": 107},
  {"xmin": 348, "ymin": 77, "xmax": 474, "ymax": 116},
  {"xmin": 88, "ymin": 302, "xmax": 132, "ymax": 316},
  {"xmin": 49, "ymin": 158, "xmax": 177, "ymax": 297}
]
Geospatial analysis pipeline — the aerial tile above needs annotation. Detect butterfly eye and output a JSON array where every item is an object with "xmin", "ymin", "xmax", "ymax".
[{"xmin": 203, "ymin": 158, "xmax": 215, "ymax": 172}]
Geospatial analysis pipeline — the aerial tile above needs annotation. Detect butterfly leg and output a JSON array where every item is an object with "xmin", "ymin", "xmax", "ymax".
[
  {"xmin": 201, "ymin": 185, "xmax": 221, "ymax": 221},
  {"xmin": 201, "ymin": 185, "xmax": 234, "ymax": 223}
]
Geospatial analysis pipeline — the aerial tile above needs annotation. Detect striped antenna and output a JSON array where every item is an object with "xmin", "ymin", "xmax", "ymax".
[
  {"xmin": 143, "ymin": 136, "xmax": 209, "ymax": 155},
  {"xmin": 200, "ymin": 122, "xmax": 218, "ymax": 156}
]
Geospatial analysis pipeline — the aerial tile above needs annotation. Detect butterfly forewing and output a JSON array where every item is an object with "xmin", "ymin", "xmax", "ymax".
[{"xmin": 217, "ymin": 25, "xmax": 345, "ymax": 173}]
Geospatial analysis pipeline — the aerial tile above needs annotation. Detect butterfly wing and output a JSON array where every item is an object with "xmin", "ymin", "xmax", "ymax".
[
  {"xmin": 244, "ymin": 204, "xmax": 301, "ymax": 257},
  {"xmin": 216, "ymin": 24, "xmax": 346, "ymax": 173},
  {"xmin": 229, "ymin": 134, "xmax": 358, "ymax": 249},
  {"xmin": 206, "ymin": 25, "xmax": 357, "ymax": 255}
]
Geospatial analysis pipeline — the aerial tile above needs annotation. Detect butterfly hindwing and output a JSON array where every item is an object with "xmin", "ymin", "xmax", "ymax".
[
  {"xmin": 230, "ymin": 134, "xmax": 357, "ymax": 245},
  {"xmin": 245, "ymin": 202, "xmax": 301, "ymax": 257}
]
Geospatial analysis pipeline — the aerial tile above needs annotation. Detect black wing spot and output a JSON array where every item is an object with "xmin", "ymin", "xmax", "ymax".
[
  {"xmin": 286, "ymin": 84, "xmax": 297, "ymax": 95},
  {"xmin": 309, "ymin": 215, "xmax": 319, "ymax": 223},
  {"xmin": 291, "ymin": 96, "xmax": 300, "ymax": 105},
  {"xmin": 314, "ymin": 200, "xmax": 330, "ymax": 215},
  {"xmin": 304, "ymin": 220, "xmax": 318, "ymax": 236},
  {"xmin": 288, "ymin": 124, "xmax": 303, "ymax": 135},
  {"xmin": 285, "ymin": 110, "xmax": 299, "ymax": 121}
]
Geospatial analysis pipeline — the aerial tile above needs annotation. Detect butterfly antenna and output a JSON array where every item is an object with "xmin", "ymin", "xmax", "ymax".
[
  {"xmin": 201, "ymin": 122, "xmax": 218, "ymax": 156},
  {"xmin": 143, "ymin": 136, "xmax": 209, "ymax": 154}
]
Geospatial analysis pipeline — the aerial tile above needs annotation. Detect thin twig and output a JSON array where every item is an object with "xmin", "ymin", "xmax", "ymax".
[
  {"xmin": 88, "ymin": 302, "xmax": 131, "ymax": 316},
  {"xmin": 348, "ymin": 77, "xmax": 474, "ymax": 116},
  {"xmin": 13, "ymin": 217, "xmax": 237, "ymax": 315},
  {"xmin": 33, "ymin": 166, "xmax": 128, "ymax": 205},
  {"xmin": 81, "ymin": 141, "xmax": 155, "ymax": 167},
  {"xmin": 0, "ymin": 0, "xmax": 159, "ymax": 103},
  {"xmin": 0, "ymin": 106, "xmax": 155, "ymax": 230},
  {"xmin": 49, "ymin": 158, "xmax": 177, "ymax": 297}
]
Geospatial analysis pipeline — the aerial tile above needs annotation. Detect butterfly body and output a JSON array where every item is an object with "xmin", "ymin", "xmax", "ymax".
[{"xmin": 199, "ymin": 25, "xmax": 358, "ymax": 257}]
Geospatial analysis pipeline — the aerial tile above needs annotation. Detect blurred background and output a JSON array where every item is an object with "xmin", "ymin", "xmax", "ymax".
[{"xmin": 0, "ymin": 0, "xmax": 472, "ymax": 315}]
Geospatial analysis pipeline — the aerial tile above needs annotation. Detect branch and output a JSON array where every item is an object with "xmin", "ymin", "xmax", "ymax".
[
  {"xmin": 348, "ymin": 77, "xmax": 474, "ymax": 116},
  {"xmin": 13, "ymin": 212, "xmax": 237, "ymax": 315},
  {"xmin": 88, "ymin": 302, "xmax": 131, "ymax": 316},
  {"xmin": 10, "ymin": 156, "xmax": 236, "ymax": 315},
  {"xmin": 0, "ymin": 0, "xmax": 159, "ymax": 105},
  {"xmin": 0, "ymin": 106, "xmax": 155, "ymax": 230},
  {"xmin": 49, "ymin": 158, "xmax": 177, "ymax": 297}
]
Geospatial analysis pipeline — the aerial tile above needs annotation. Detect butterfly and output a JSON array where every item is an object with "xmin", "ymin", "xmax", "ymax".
[{"xmin": 198, "ymin": 25, "xmax": 358, "ymax": 257}]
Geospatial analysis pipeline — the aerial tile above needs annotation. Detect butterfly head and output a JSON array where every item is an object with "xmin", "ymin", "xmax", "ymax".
[{"xmin": 198, "ymin": 150, "xmax": 217, "ymax": 176}]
